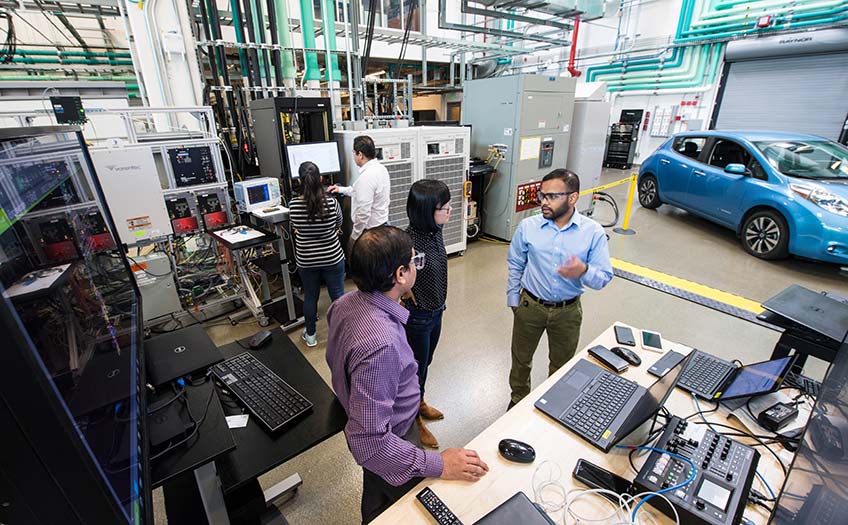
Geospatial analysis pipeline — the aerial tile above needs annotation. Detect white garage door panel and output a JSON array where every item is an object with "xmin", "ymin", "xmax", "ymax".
[{"xmin": 714, "ymin": 53, "xmax": 848, "ymax": 140}]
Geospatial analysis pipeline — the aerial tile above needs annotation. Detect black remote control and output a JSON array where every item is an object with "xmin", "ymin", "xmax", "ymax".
[{"xmin": 416, "ymin": 487, "xmax": 464, "ymax": 525}]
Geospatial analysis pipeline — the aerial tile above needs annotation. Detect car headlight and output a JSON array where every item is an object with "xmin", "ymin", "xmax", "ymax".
[{"xmin": 790, "ymin": 184, "xmax": 848, "ymax": 217}]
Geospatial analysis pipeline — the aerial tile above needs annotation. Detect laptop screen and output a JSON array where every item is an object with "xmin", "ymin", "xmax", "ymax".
[
  {"xmin": 720, "ymin": 356, "xmax": 795, "ymax": 399},
  {"xmin": 616, "ymin": 354, "xmax": 690, "ymax": 440}
]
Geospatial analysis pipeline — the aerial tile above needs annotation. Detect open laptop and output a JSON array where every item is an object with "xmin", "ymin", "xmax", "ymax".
[
  {"xmin": 676, "ymin": 349, "xmax": 796, "ymax": 401},
  {"xmin": 535, "ymin": 355, "xmax": 688, "ymax": 452},
  {"xmin": 761, "ymin": 284, "xmax": 848, "ymax": 343},
  {"xmin": 144, "ymin": 325, "xmax": 223, "ymax": 386}
]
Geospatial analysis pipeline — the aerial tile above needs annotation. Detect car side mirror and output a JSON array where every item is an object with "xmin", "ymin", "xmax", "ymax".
[{"xmin": 724, "ymin": 163, "xmax": 748, "ymax": 175}]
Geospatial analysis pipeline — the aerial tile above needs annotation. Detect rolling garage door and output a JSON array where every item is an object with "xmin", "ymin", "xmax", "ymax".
[{"xmin": 712, "ymin": 29, "xmax": 848, "ymax": 141}]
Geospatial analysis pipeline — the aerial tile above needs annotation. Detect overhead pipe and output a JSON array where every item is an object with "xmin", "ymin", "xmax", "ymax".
[
  {"xmin": 228, "ymin": 0, "xmax": 251, "ymax": 80},
  {"xmin": 299, "ymin": 0, "xmax": 322, "ymax": 82},
  {"xmin": 437, "ymin": 0, "xmax": 571, "ymax": 46},
  {"xmin": 566, "ymin": 17, "xmax": 581, "ymax": 77},
  {"xmin": 597, "ymin": 45, "xmax": 707, "ymax": 86},
  {"xmin": 239, "ymin": 0, "xmax": 262, "ymax": 94},
  {"xmin": 11, "ymin": 56, "xmax": 134, "ymax": 65},
  {"xmin": 593, "ymin": 45, "xmax": 706, "ymax": 83},
  {"xmin": 272, "ymin": 0, "xmax": 297, "ymax": 82},
  {"xmin": 685, "ymin": 1, "xmax": 847, "ymax": 34},
  {"xmin": 16, "ymin": 49, "xmax": 132, "ymax": 58},
  {"xmin": 700, "ymin": 0, "xmax": 842, "ymax": 21},
  {"xmin": 609, "ymin": 43, "xmax": 722, "ymax": 92},
  {"xmin": 460, "ymin": 0, "xmax": 572, "ymax": 30},
  {"xmin": 321, "ymin": 0, "xmax": 342, "ymax": 82},
  {"xmin": 265, "ymin": 0, "xmax": 284, "ymax": 87},
  {"xmin": 252, "ymin": 0, "xmax": 273, "ymax": 90}
]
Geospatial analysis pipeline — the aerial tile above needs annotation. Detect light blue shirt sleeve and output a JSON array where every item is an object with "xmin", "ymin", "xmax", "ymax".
[
  {"xmin": 579, "ymin": 226, "xmax": 613, "ymax": 290},
  {"xmin": 506, "ymin": 222, "xmax": 528, "ymax": 307}
]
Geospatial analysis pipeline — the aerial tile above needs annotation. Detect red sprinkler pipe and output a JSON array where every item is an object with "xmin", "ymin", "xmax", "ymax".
[{"xmin": 567, "ymin": 17, "xmax": 582, "ymax": 77}]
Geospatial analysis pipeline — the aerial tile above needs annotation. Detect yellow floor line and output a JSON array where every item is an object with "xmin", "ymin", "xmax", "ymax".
[{"xmin": 611, "ymin": 257, "xmax": 763, "ymax": 314}]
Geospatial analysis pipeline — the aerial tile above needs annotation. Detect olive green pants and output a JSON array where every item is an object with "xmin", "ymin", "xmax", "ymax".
[{"xmin": 509, "ymin": 290, "xmax": 583, "ymax": 404}]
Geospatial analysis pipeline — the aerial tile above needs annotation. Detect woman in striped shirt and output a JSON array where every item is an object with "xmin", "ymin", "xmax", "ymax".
[{"xmin": 290, "ymin": 161, "xmax": 346, "ymax": 347}]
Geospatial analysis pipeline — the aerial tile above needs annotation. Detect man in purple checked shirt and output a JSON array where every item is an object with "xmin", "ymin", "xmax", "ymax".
[{"xmin": 326, "ymin": 226, "xmax": 489, "ymax": 523}]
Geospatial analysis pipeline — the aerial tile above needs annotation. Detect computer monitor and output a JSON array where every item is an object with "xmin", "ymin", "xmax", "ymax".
[
  {"xmin": 233, "ymin": 177, "xmax": 282, "ymax": 212},
  {"xmin": 771, "ymin": 331, "xmax": 848, "ymax": 523},
  {"xmin": 285, "ymin": 141, "xmax": 341, "ymax": 178},
  {"xmin": 0, "ymin": 126, "xmax": 150, "ymax": 524}
]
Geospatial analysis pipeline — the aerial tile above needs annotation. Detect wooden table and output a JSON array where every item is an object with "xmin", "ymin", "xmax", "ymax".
[{"xmin": 372, "ymin": 323, "xmax": 784, "ymax": 524}]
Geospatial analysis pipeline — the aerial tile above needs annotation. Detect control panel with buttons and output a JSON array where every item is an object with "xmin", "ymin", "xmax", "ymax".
[
  {"xmin": 515, "ymin": 181, "xmax": 542, "ymax": 212},
  {"xmin": 634, "ymin": 416, "xmax": 760, "ymax": 525}
]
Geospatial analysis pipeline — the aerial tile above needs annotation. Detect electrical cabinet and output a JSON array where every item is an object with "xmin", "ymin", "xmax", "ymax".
[
  {"xmin": 463, "ymin": 74, "xmax": 576, "ymax": 240},
  {"xmin": 89, "ymin": 147, "xmax": 174, "ymax": 243},
  {"xmin": 567, "ymin": 84, "xmax": 611, "ymax": 193},
  {"xmin": 417, "ymin": 126, "xmax": 470, "ymax": 255},
  {"xmin": 336, "ymin": 128, "xmax": 418, "ymax": 234}
]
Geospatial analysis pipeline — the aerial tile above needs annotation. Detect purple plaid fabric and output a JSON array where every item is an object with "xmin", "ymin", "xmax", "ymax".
[{"xmin": 326, "ymin": 290, "xmax": 444, "ymax": 486}]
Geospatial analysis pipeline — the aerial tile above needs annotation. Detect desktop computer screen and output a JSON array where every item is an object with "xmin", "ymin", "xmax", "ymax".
[
  {"xmin": 285, "ymin": 141, "xmax": 341, "ymax": 178},
  {"xmin": 0, "ymin": 127, "xmax": 149, "ymax": 524},
  {"xmin": 771, "ymin": 331, "xmax": 848, "ymax": 523}
]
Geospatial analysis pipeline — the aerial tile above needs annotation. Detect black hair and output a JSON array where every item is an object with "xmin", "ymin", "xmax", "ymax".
[
  {"xmin": 406, "ymin": 179, "xmax": 451, "ymax": 233},
  {"xmin": 542, "ymin": 168, "xmax": 580, "ymax": 193},
  {"xmin": 353, "ymin": 135, "xmax": 377, "ymax": 160},
  {"xmin": 298, "ymin": 161, "xmax": 327, "ymax": 221},
  {"xmin": 350, "ymin": 226, "xmax": 413, "ymax": 293}
]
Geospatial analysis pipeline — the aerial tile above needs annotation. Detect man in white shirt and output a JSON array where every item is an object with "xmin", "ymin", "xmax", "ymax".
[{"xmin": 329, "ymin": 135, "xmax": 391, "ymax": 246}]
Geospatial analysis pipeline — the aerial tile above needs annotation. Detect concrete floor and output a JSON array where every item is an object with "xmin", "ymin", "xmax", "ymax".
[{"xmin": 152, "ymin": 168, "xmax": 847, "ymax": 524}]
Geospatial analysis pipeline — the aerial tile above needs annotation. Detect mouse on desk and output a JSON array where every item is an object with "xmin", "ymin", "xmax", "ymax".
[
  {"xmin": 611, "ymin": 346, "xmax": 641, "ymax": 366},
  {"xmin": 498, "ymin": 438, "xmax": 535, "ymax": 463},
  {"xmin": 249, "ymin": 330, "xmax": 273, "ymax": 349}
]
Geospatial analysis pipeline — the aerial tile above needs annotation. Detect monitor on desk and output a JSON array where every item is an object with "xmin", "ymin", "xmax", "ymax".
[
  {"xmin": 285, "ymin": 141, "xmax": 341, "ymax": 179},
  {"xmin": 0, "ymin": 127, "xmax": 150, "ymax": 523},
  {"xmin": 772, "ymin": 331, "xmax": 848, "ymax": 524}
]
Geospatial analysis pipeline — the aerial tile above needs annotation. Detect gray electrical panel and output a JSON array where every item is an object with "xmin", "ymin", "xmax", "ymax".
[{"xmin": 463, "ymin": 74, "xmax": 576, "ymax": 241}]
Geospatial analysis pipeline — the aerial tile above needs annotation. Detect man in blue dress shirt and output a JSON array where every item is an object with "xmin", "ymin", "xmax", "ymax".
[{"xmin": 506, "ymin": 169, "xmax": 613, "ymax": 407}]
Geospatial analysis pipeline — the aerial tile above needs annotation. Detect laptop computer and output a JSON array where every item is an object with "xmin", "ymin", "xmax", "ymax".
[
  {"xmin": 68, "ymin": 341, "xmax": 133, "ymax": 416},
  {"xmin": 761, "ymin": 285, "xmax": 848, "ymax": 343},
  {"xmin": 676, "ymin": 349, "xmax": 796, "ymax": 401},
  {"xmin": 474, "ymin": 492, "xmax": 556, "ymax": 525},
  {"xmin": 144, "ymin": 325, "xmax": 223, "ymax": 386},
  {"xmin": 535, "ymin": 355, "xmax": 687, "ymax": 452}
]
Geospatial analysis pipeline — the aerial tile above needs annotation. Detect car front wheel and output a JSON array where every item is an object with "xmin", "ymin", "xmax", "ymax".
[
  {"xmin": 741, "ymin": 210, "xmax": 789, "ymax": 260},
  {"xmin": 638, "ymin": 175, "xmax": 662, "ymax": 209}
]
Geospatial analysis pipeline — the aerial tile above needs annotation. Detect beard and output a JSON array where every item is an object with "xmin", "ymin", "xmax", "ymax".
[{"xmin": 542, "ymin": 201, "xmax": 572, "ymax": 220}]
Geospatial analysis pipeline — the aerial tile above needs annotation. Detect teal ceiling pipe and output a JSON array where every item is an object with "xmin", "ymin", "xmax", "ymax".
[
  {"xmin": 585, "ymin": 0, "xmax": 693, "ymax": 81},
  {"xmin": 681, "ymin": 2, "xmax": 847, "ymax": 35},
  {"xmin": 702, "ymin": 0, "xmax": 832, "ymax": 19},
  {"xmin": 17, "ymin": 49, "xmax": 132, "ymax": 59},
  {"xmin": 695, "ymin": 2, "xmax": 845, "ymax": 28},
  {"xmin": 250, "ymin": 0, "xmax": 267, "ymax": 82},
  {"xmin": 586, "ymin": 47, "xmax": 684, "ymax": 82},
  {"xmin": 321, "ymin": 0, "xmax": 341, "ymax": 82},
  {"xmin": 299, "ymin": 0, "xmax": 321, "ymax": 81},
  {"xmin": 274, "ymin": 0, "xmax": 296, "ymax": 79},
  {"xmin": 228, "ymin": 0, "xmax": 250, "ymax": 74},
  {"xmin": 675, "ymin": 7, "xmax": 848, "ymax": 42},
  {"xmin": 0, "ymin": 75, "xmax": 137, "ymax": 81},
  {"xmin": 593, "ymin": 45, "xmax": 703, "ymax": 84},
  {"xmin": 609, "ymin": 43, "xmax": 722, "ymax": 91},
  {"xmin": 586, "ymin": 48, "xmax": 684, "ymax": 81},
  {"xmin": 11, "ymin": 56, "xmax": 134, "ymax": 65},
  {"xmin": 599, "ymin": 45, "xmax": 708, "ymax": 86}
]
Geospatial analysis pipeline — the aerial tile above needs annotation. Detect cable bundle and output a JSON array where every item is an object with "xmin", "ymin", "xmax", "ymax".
[{"xmin": 0, "ymin": 11, "xmax": 15, "ymax": 64}]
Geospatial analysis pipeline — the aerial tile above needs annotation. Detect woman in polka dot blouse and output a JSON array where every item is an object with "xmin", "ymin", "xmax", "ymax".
[{"xmin": 403, "ymin": 179, "xmax": 452, "ymax": 449}]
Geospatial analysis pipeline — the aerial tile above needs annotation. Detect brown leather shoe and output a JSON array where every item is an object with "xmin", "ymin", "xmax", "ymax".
[
  {"xmin": 417, "ymin": 416, "xmax": 439, "ymax": 449},
  {"xmin": 419, "ymin": 399, "xmax": 444, "ymax": 420}
]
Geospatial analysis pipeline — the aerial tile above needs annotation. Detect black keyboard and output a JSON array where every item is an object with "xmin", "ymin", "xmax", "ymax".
[
  {"xmin": 677, "ymin": 351, "xmax": 735, "ymax": 397},
  {"xmin": 561, "ymin": 373, "xmax": 638, "ymax": 441},
  {"xmin": 211, "ymin": 352, "xmax": 313, "ymax": 432}
]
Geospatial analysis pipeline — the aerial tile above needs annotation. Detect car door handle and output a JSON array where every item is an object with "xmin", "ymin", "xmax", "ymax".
[
  {"xmin": 693, "ymin": 170, "xmax": 706, "ymax": 176},
  {"xmin": 679, "ymin": 164, "xmax": 688, "ymax": 168},
  {"xmin": 660, "ymin": 159, "xmax": 670, "ymax": 165}
]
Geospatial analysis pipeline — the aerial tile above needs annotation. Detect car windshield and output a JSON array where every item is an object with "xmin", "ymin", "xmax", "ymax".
[{"xmin": 755, "ymin": 139, "xmax": 848, "ymax": 180}]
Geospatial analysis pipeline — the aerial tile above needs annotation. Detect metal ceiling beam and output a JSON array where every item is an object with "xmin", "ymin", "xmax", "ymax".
[
  {"xmin": 461, "ymin": 0, "xmax": 572, "ymax": 30},
  {"xmin": 438, "ymin": 0, "xmax": 570, "ymax": 46}
]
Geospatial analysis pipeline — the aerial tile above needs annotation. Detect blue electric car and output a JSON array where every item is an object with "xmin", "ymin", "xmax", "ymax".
[{"xmin": 638, "ymin": 131, "xmax": 848, "ymax": 263}]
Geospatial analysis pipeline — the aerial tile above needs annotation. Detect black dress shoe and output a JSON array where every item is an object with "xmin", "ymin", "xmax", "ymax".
[{"xmin": 507, "ymin": 400, "xmax": 516, "ymax": 411}]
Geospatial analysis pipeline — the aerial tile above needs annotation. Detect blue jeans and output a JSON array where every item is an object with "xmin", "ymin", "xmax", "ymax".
[
  {"xmin": 404, "ymin": 306, "xmax": 444, "ymax": 397},
  {"xmin": 298, "ymin": 259, "xmax": 346, "ymax": 335}
]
